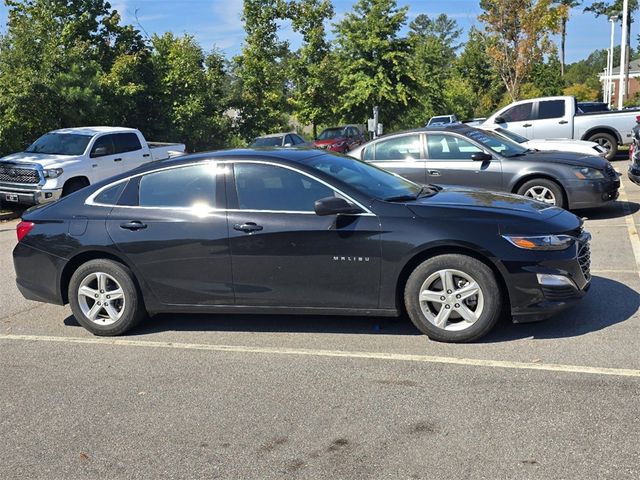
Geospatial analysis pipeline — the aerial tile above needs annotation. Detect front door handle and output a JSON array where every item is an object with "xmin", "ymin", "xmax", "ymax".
[
  {"xmin": 114, "ymin": 157, "xmax": 123, "ymax": 162},
  {"xmin": 559, "ymin": 120, "xmax": 569, "ymax": 124},
  {"xmin": 120, "ymin": 221, "xmax": 147, "ymax": 231},
  {"xmin": 523, "ymin": 123, "xmax": 532, "ymax": 128},
  {"xmin": 428, "ymin": 170, "xmax": 441, "ymax": 176},
  {"xmin": 234, "ymin": 222, "xmax": 263, "ymax": 233}
]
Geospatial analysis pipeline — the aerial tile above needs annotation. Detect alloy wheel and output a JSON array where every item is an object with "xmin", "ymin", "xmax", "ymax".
[
  {"xmin": 77, "ymin": 272, "xmax": 126, "ymax": 326},
  {"xmin": 418, "ymin": 269, "xmax": 484, "ymax": 331},
  {"xmin": 523, "ymin": 186, "xmax": 557, "ymax": 205}
]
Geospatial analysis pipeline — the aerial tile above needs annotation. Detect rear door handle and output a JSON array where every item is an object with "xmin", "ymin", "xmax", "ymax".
[
  {"xmin": 428, "ymin": 170, "xmax": 441, "ymax": 176},
  {"xmin": 114, "ymin": 158, "xmax": 123, "ymax": 162},
  {"xmin": 142, "ymin": 153, "xmax": 150, "ymax": 158},
  {"xmin": 234, "ymin": 222, "xmax": 263, "ymax": 233},
  {"xmin": 120, "ymin": 221, "xmax": 147, "ymax": 231},
  {"xmin": 523, "ymin": 123, "xmax": 532, "ymax": 128},
  {"xmin": 559, "ymin": 120, "xmax": 569, "ymax": 124}
]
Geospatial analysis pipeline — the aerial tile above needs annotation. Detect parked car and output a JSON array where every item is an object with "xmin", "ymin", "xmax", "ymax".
[
  {"xmin": 627, "ymin": 115, "xmax": 640, "ymax": 185},
  {"xmin": 313, "ymin": 126, "xmax": 365, "ymax": 153},
  {"xmin": 578, "ymin": 102, "xmax": 610, "ymax": 113},
  {"xmin": 250, "ymin": 132, "xmax": 308, "ymax": 148},
  {"xmin": 13, "ymin": 149, "xmax": 591, "ymax": 343},
  {"xmin": 348, "ymin": 125, "xmax": 620, "ymax": 209},
  {"xmin": 482, "ymin": 96, "xmax": 639, "ymax": 159},
  {"xmin": 0, "ymin": 127, "xmax": 185, "ymax": 206},
  {"xmin": 426, "ymin": 115, "xmax": 460, "ymax": 127},
  {"xmin": 480, "ymin": 125, "xmax": 607, "ymax": 157}
]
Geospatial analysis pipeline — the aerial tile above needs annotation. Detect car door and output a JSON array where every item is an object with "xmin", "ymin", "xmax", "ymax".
[
  {"xmin": 365, "ymin": 133, "xmax": 426, "ymax": 185},
  {"xmin": 113, "ymin": 132, "xmax": 150, "ymax": 172},
  {"xmin": 425, "ymin": 133, "xmax": 503, "ymax": 190},
  {"xmin": 532, "ymin": 99, "xmax": 572, "ymax": 140},
  {"xmin": 89, "ymin": 134, "xmax": 124, "ymax": 180},
  {"xmin": 106, "ymin": 162, "xmax": 233, "ymax": 306},
  {"xmin": 494, "ymin": 101, "xmax": 535, "ymax": 138},
  {"xmin": 226, "ymin": 161, "xmax": 381, "ymax": 308}
]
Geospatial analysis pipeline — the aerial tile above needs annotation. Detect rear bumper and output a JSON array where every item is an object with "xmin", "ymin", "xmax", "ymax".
[
  {"xmin": 13, "ymin": 242, "xmax": 66, "ymax": 305},
  {"xmin": 565, "ymin": 177, "xmax": 620, "ymax": 209},
  {"xmin": 0, "ymin": 185, "xmax": 62, "ymax": 205}
]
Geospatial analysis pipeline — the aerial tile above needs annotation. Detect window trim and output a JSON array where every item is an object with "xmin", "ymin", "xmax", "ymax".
[{"xmin": 86, "ymin": 160, "xmax": 374, "ymax": 216}]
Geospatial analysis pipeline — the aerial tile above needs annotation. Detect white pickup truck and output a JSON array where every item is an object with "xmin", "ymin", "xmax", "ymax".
[
  {"xmin": 483, "ymin": 96, "xmax": 640, "ymax": 159},
  {"xmin": 0, "ymin": 127, "xmax": 185, "ymax": 205}
]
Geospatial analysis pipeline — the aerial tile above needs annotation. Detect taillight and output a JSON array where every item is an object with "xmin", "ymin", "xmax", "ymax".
[{"xmin": 16, "ymin": 221, "xmax": 35, "ymax": 242}]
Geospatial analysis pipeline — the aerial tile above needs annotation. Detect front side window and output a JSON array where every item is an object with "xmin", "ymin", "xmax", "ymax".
[
  {"xmin": 501, "ymin": 103, "xmax": 534, "ymax": 123},
  {"xmin": 138, "ymin": 164, "xmax": 218, "ymax": 208},
  {"xmin": 234, "ymin": 163, "xmax": 335, "ymax": 212},
  {"xmin": 91, "ymin": 135, "xmax": 116, "ymax": 158},
  {"xmin": 114, "ymin": 133, "xmax": 142, "ymax": 153},
  {"xmin": 374, "ymin": 135, "xmax": 422, "ymax": 161},
  {"xmin": 427, "ymin": 134, "xmax": 483, "ymax": 160},
  {"xmin": 537, "ymin": 100, "xmax": 565, "ymax": 120},
  {"xmin": 25, "ymin": 133, "xmax": 92, "ymax": 156}
]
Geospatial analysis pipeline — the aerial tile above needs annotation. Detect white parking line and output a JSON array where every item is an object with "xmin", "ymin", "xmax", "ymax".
[
  {"xmin": 618, "ymin": 181, "xmax": 640, "ymax": 280},
  {"xmin": 1, "ymin": 334, "xmax": 639, "ymax": 378}
]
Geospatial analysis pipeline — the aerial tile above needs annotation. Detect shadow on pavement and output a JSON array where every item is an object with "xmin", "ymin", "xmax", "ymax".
[
  {"xmin": 481, "ymin": 276, "xmax": 639, "ymax": 343},
  {"xmin": 576, "ymin": 201, "xmax": 639, "ymax": 220}
]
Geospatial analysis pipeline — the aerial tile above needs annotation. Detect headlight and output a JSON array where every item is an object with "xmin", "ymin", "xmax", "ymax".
[
  {"xmin": 573, "ymin": 167, "xmax": 604, "ymax": 180},
  {"xmin": 43, "ymin": 168, "xmax": 64, "ymax": 178},
  {"xmin": 502, "ymin": 234, "xmax": 575, "ymax": 251}
]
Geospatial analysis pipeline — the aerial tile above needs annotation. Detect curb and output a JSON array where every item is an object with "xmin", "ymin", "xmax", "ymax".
[{"xmin": 0, "ymin": 209, "xmax": 22, "ymax": 221}]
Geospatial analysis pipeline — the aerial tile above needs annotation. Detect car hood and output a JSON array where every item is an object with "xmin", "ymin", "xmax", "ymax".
[
  {"xmin": 512, "ymin": 150, "xmax": 607, "ymax": 168},
  {"xmin": 0, "ymin": 151, "xmax": 79, "ymax": 168},
  {"xmin": 405, "ymin": 186, "xmax": 581, "ymax": 234},
  {"xmin": 314, "ymin": 137, "xmax": 346, "ymax": 146}
]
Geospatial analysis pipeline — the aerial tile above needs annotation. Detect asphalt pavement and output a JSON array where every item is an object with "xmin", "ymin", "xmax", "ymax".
[{"xmin": 1, "ymin": 158, "xmax": 639, "ymax": 479}]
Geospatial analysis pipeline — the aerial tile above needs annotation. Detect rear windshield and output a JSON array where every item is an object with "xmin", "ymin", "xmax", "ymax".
[
  {"xmin": 25, "ymin": 133, "xmax": 92, "ymax": 156},
  {"xmin": 251, "ymin": 137, "xmax": 283, "ymax": 147},
  {"xmin": 317, "ymin": 128, "xmax": 344, "ymax": 140}
]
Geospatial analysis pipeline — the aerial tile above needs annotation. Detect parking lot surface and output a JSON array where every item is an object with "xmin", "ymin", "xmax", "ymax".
[{"xmin": 1, "ymin": 158, "xmax": 639, "ymax": 479}]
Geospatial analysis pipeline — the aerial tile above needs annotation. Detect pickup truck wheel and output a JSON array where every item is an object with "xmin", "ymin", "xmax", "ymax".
[
  {"xmin": 62, "ymin": 178, "xmax": 89, "ymax": 197},
  {"xmin": 516, "ymin": 179, "xmax": 566, "ymax": 208},
  {"xmin": 404, "ymin": 254, "xmax": 502, "ymax": 343},
  {"xmin": 69, "ymin": 259, "xmax": 146, "ymax": 336},
  {"xmin": 588, "ymin": 132, "xmax": 618, "ymax": 160}
]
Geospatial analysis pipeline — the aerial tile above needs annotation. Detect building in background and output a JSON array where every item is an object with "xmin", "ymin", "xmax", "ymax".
[{"xmin": 600, "ymin": 59, "xmax": 640, "ymax": 106}]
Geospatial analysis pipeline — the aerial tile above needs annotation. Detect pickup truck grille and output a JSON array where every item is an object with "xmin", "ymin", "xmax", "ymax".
[{"xmin": 0, "ymin": 164, "xmax": 40, "ymax": 184}]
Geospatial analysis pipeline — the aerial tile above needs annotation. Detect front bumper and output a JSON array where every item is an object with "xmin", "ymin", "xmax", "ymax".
[
  {"xmin": 565, "ymin": 176, "xmax": 620, "ymax": 209},
  {"xmin": 0, "ymin": 185, "xmax": 62, "ymax": 205},
  {"xmin": 505, "ymin": 233, "xmax": 591, "ymax": 323}
]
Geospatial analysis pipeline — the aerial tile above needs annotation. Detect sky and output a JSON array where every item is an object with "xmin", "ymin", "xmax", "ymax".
[{"xmin": 0, "ymin": 0, "xmax": 638, "ymax": 64}]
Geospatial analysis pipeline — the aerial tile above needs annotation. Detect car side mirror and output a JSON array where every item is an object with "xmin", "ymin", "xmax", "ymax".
[
  {"xmin": 91, "ymin": 146, "xmax": 108, "ymax": 158},
  {"xmin": 314, "ymin": 197, "xmax": 363, "ymax": 216},
  {"xmin": 494, "ymin": 116, "xmax": 506, "ymax": 124},
  {"xmin": 471, "ymin": 152, "xmax": 493, "ymax": 162}
]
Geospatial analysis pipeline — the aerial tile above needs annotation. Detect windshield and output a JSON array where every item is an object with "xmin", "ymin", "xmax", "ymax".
[
  {"xmin": 494, "ymin": 128, "xmax": 529, "ymax": 144},
  {"xmin": 429, "ymin": 116, "xmax": 451, "ymax": 125},
  {"xmin": 251, "ymin": 136, "xmax": 283, "ymax": 147},
  {"xmin": 465, "ymin": 128, "xmax": 529, "ymax": 157},
  {"xmin": 306, "ymin": 153, "xmax": 425, "ymax": 201},
  {"xmin": 25, "ymin": 133, "xmax": 92, "ymax": 156},
  {"xmin": 317, "ymin": 128, "xmax": 344, "ymax": 140}
]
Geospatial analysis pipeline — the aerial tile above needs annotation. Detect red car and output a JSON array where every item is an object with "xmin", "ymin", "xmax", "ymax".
[{"xmin": 313, "ymin": 126, "xmax": 365, "ymax": 153}]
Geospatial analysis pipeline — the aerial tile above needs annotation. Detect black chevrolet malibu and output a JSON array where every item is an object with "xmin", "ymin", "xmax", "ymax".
[{"xmin": 13, "ymin": 149, "xmax": 592, "ymax": 343}]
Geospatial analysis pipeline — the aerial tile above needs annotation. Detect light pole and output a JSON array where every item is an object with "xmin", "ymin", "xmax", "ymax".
[
  {"xmin": 618, "ymin": 0, "xmax": 630, "ymax": 110},
  {"xmin": 606, "ymin": 15, "xmax": 618, "ymax": 106}
]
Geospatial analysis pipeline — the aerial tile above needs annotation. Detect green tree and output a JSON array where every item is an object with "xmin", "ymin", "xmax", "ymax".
[
  {"xmin": 529, "ymin": 52, "xmax": 565, "ymax": 96},
  {"xmin": 234, "ymin": 0, "xmax": 290, "ymax": 140},
  {"xmin": 554, "ymin": 1, "xmax": 582, "ymax": 76},
  {"xmin": 479, "ymin": 0, "xmax": 568, "ymax": 101},
  {"xmin": 333, "ymin": 0, "xmax": 414, "ymax": 128},
  {"xmin": 287, "ymin": 0, "xmax": 337, "ymax": 138}
]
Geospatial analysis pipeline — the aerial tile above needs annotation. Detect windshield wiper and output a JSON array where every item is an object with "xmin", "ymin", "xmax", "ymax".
[{"xmin": 384, "ymin": 185, "xmax": 441, "ymax": 202}]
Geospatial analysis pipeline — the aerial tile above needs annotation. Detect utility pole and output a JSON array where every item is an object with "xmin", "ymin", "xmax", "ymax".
[
  {"xmin": 617, "ymin": 0, "xmax": 629, "ymax": 110},
  {"xmin": 606, "ymin": 15, "xmax": 618, "ymax": 106}
]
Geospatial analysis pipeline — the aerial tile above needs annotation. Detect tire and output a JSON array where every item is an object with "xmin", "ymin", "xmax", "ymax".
[
  {"xmin": 61, "ymin": 178, "xmax": 89, "ymax": 197},
  {"xmin": 516, "ymin": 178, "xmax": 566, "ymax": 208},
  {"xmin": 587, "ymin": 132, "xmax": 618, "ymax": 160},
  {"xmin": 404, "ymin": 254, "xmax": 502, "ymax": 343},
  {"xmin": 69, "ymin": 259, "xmax": 146, "ymax": 336}
]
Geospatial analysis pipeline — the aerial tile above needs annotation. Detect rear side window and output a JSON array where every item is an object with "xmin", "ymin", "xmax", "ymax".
[
  {"xmin": 94, "ymin": 181, "xmax": 126, "ymax": 205},
  {"xmin": 114, "ymin": 133, "xmax": 142, "ymax": 153},
  {"xmin": 138, "ymin": 164, "xmax": 218, "ymax": 208},
  {"xmin": 374, "ymin": 135, "xmax": 422, "ymax": 161},
  {"xmin": 501, "ymin": 103, "xmax": 534, "ymax": 123},
  {"xmin": 537, "ymin": 100, "xmax": 565, "ymax": 120}
]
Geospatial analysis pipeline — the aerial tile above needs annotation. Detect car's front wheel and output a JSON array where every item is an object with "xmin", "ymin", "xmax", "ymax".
[
  {"xmin": 404, "ymin": 254, "xmax": 502, "ymax": 343},
  {"xmin": 69, "ymin": 259, "xmax": 146, "ymax": 336},
  {"xmin": 517, "ymin": 178, "xmax": 566, "ymax": 208}
]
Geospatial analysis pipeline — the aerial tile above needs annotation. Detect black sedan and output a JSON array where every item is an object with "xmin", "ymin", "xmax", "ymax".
[{"xmin": 13, "ymin": 149, "xmax": 591, "ymax": 342}]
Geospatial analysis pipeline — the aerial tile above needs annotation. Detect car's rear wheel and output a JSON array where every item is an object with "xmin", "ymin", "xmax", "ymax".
[
  {"xmin": 587, "ymin": 132, "xmax": 618, "ymax": 160},
  {"xmin": 404, "ymin": 254, "xmax": 502, "ymax": 343},
  {"xmin": 517, "ymin": 178, "xmax": 566, "ymax": 208},
  {"xmin": 69, "ymin": 259, "xmax": 145, "ymax": 336}
]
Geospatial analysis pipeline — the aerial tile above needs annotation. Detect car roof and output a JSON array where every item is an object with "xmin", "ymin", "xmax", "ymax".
[
  {"xmin": 155, "ymin": 148, "xmax": 325, "ymax": 169},
  {"xmin": 371, "ymin": 124, "xmax": 476, "ymax": 140},
  {"xmin": 254, "ymin": 132, "xmax": 297, "ymax": 139},
  {"xmin": 50, "ymin": 126, "xmax": 139, "ymax": 136}
]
